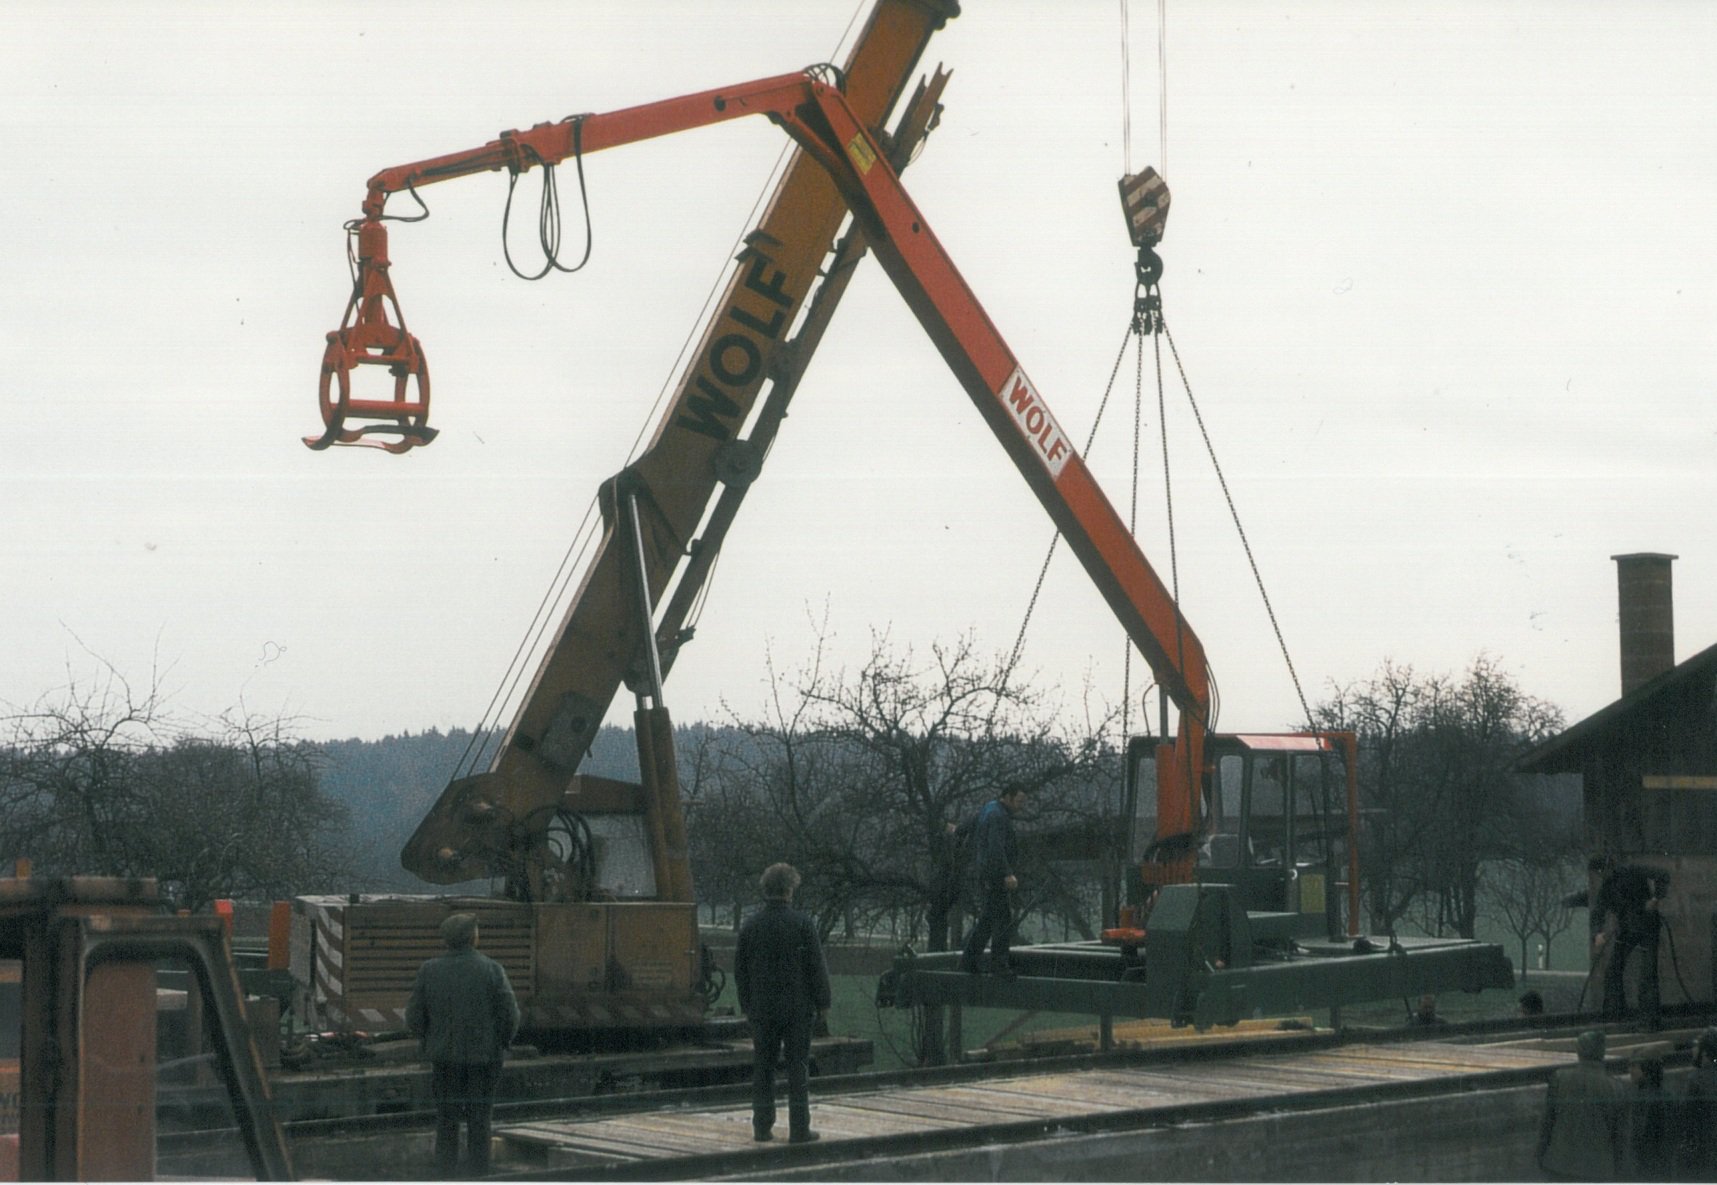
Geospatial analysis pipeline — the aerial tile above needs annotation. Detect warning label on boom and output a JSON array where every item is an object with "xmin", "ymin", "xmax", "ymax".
[{"xmin": 999, "ymin": 367, "xmax": 1071, "ymax": 479}]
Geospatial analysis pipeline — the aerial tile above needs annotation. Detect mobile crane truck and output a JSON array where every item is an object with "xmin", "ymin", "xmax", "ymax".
[
  {"xmin": 287, "ymin": 0, "xmax": 958, "ymax": 1064},
  {"xmin": 301, "ymin": 4, "xmax": 1510, "ymax": 1068}
]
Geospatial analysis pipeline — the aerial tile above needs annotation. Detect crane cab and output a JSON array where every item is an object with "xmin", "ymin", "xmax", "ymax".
[
  {"xmin": 1126, "ymin": 732, "xmax": 1358, "ymax": 942},
  {"xmin": 0, "ymin": 877, "xmax": 291, "ymax": 1181}
]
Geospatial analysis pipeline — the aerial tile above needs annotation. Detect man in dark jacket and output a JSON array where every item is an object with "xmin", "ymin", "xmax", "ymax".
[
  {"xmin": 735, "ymin": 863, "xmax": 832, "ymax": 1145},
  {"xmin": 1678, "ymin": 1027, "xmax": 1717, "ymax": 1178},
  {"xmin": 1538, "ymin": 1029, "xmax": 1623, "ymax": 1180},
  {"xmin": 406, "ymin": 912, "xmax": 521, "ymax": 1178},
  {"xmin": 1590, "ymin": 854, "xmax": 1667, "ymax": 1029},
  {"xmin": 959, "ymin": 784, "xmax": 1026, "ymax": 978},
  {"xmin": 1623, "ymin": 1044, "xmax": 1675, "ymax": 1181}
]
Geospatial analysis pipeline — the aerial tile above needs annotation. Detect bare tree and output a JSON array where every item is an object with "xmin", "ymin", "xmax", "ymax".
[
  {"xmin": 1416, "ymin": 657, "xmax": 1564, "ymax": 937},
  {"xmin": 1313, "ymin": 660, "xmax": 1433, "ymax": 936},
  {"xmin": 1315, "ymin": 655, "xmax": 1564, "ymax": 939},
  {"xmin": 1488, "ymin": 853, "xmax": 1581, "ymax": 976},
  {"xmin": 1, "ymin": 660, "xmax": 353, "ymax": 909},
  {"xmin": 1487, "ymin": 787, "xmax": 1584, "ymax": 975},
  {"xmin": 683, "ymin": 722, "xmax": 797, "ymax": 932},
  {"xmin": 693, "ymin": 627, "xmax": 1115, "ymax": 953}
]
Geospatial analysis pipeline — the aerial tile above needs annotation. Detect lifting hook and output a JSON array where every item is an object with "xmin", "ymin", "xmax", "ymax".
[
  {"xmin": 1117, "ymin": 167, "xmax": 1170, "ymax": 335},
  {"xmin": 305, "ymin": 219, "xmax": 437, "ymax": 453}
]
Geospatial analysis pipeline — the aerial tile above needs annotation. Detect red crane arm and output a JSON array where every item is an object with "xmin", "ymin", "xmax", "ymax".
[{"xmin": 355, "ymin": 72, "xmax": 827, "ymax": 218}]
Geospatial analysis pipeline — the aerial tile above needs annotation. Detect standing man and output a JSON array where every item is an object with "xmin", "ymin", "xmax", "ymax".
[
  {"xmin": 1677, "ymin": 1027, "xmax": 1717, "ymax": 1177},
  {"xmin": 1537, "ymin": 1029, "xmax": 1623, "ymax": 1180},
  {"xmin": 1407, "ymin": 993, "xmax": 1448, "ymax": 1027},
  {"xmin": 735, "ymin": 863, "xmax": 831, "ymax": 1145},
  {"xmin": 1590, "ymin": 854, "xmax": 1668, "ymax": 1030},
  {"xmin": 959, "ymin": 784, "xmax": 1026, "ymax": 979},
  {"xmin": 406, "ymin": 912, "xmax": 521, "ymax": 1179},
  {"xmin": 1622, "ymin": 1044, "xmax": 1674, "ymax": 1180}
]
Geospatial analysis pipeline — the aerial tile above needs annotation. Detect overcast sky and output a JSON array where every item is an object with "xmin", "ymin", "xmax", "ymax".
[{"xmin": 4, "ymin": 1, "xmax": 1713, "ymax": 746}]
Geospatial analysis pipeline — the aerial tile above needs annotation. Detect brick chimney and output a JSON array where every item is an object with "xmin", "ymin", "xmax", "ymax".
[{"xmin": 1612, "ymin": 552, "xmax": 1677, "ymax": 696}]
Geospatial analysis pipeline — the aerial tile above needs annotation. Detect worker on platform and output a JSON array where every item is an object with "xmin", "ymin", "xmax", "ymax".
[
  {"xmin": 406, "ymin": 912, "xmax": 521, "ymax": 1179},
  {"xmin": 1537, "ymin": 1029, "xmax": 1623, "ymax": 1181},
  {"xmin": 959, "ymin": 783, "xmax": 1027, "ymax": 979},
  {"xmin": 1589, "ymin": 854, "xmax": 1667, "ymax": 1030},
  {"xmin": 735, "ymin": 862, "xmax": 832, "ymax": 1145}
]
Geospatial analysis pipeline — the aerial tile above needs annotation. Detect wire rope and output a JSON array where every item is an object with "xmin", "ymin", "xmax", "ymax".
[
  {"xmin": 1157, "ymin": 0, "xmax": 1169, "ymax": 181},
  {"xmin": 624, "ymin": 138, "xmax": 796, "ymax": 469},
  {"xmin": 1149, "ymin": 284, "xmax": 1210, "ymax": 825},
  {"xmin": 1120, "ymin": 0, "xmax": 1133, "ymax": 176},
  {"xmin": 454, "ymin": 496, "xmax": 607, "ymax": 779},
  {"xmin": 1120, "ymin": 0, "xmax": 1169, "ymax": 177},
  {"xmin": 1159, "ymin": 317, "xmax": 1312, "ymax": 729},
  {"xmin": 1122, "ymin": 299, "xmax": 1146, "ymax": 741},
  {"xmin": 1001, "ymin": 319, "xmax": 1137, "ymax": 688},
  {"xmin": 831, "ymin": 0, "xmax": 869, "ymax": 71}
]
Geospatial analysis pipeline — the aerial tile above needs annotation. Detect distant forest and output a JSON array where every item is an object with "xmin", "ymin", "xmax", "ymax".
[
  {"xmin": 268, "ymin": 647, "xmax": 1593, "ymax": 968},
  {"xmin": 318, "ymin": 724, "xmax": 648, "ymax": 893}
]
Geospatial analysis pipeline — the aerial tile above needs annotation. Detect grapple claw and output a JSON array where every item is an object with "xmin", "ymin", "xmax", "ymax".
[{"xmin": 306, "ymin": 220, "xmax": 436, "ymax": 453}]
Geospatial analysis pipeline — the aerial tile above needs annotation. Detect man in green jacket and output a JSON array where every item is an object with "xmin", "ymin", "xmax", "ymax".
[
  {"xmin": 1537, "ymin": 1029, "xmax": 1622, "ymax": 1180},
  {"xmin": 407, "ymin": 912, "xmax": 521, "ymax": 1178}
]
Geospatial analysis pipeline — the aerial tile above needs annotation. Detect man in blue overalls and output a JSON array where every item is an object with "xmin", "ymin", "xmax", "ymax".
[{"xmin": 959, "ymin": 785, "xmax": 1027, "ymax": 979}]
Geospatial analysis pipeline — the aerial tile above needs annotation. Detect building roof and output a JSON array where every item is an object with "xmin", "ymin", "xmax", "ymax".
[{"xmin": 1518, "ymin": 639, "xmax": 1717, "ymax": 774}]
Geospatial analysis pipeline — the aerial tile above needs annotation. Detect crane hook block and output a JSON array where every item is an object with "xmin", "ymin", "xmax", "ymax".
[
  {"xmin": 305, "ymin": 220, "xmax": 437, "ymax": 453},
  {"xmin": 1117, "ymin": 167, "xmax": 1170, "ymax": 250}
]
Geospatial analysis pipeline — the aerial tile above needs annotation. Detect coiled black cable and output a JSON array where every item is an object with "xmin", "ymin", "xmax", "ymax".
[{"xmin": 502, "ymin": 116, "xmax": 594, "ymax": 280}]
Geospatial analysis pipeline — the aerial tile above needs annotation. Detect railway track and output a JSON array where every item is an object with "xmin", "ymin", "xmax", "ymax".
[{"xmin": 201, "ymin": 1012, "xmax": 1705, "ymax": 1181}]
